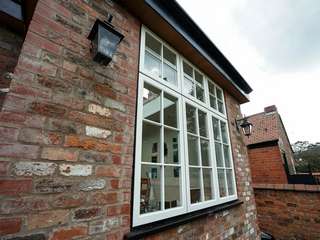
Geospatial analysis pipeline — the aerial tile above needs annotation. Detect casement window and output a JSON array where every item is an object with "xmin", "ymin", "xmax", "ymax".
[{"xmin": 133, "ymin": 27, "xmax": 237, "ymax": 226}]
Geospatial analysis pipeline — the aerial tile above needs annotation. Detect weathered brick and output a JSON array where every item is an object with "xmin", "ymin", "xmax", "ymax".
[
  {"xmin": 50, "ymin": 225, "xmax": 87, "ymax": 240},
  {"xmin": 13, "ymin": 161, "xmax": 57, "ymax": 176},
  {"xmin": 73, "ymin": 207, "xmax": 101, "ymax": 221},
  {"xmin": 0, "ymin": 218, "xmax": 22, "ymax": 235},
  {"xmin": 78, "ymin": 151, "xmax": 111, "ymax": 163},
  {"xmin": 91, "ymin": 192, "xmax": 118, "ymax": 205},
  {"xmin": 85, "ymin": 126, "xmax": 111, "ymax": 139},
  {"xmin": 0, "ymin": 179, "xmax": 32, "ymax": 196},
  {"xmin": 41, "ymin": 147, "xmax": 78, "ymax": 161},
  {"xmin": 88, "ymin": 103, "xmax": 111, "ymax": 117},
  {"xmin": 0, "ymin": 126, "xmax": 19, "ymax": 142},
  {"xmin": 0, "ymin": 144, "xmax": 39, "ymax": 159},
  {"xmin": 103, "ymin": 98, "xmax": 126, "ymax": 112},
  {"xmin": 0, "ymin": 161, "xmax": 9, "ymax": 176},
  {"xmin": 29, "ymin": 102, "xmax": 66, "ymax": 118},
  {"xmin": 4, "ymin": 233, "xmax": 46, "ymax": 240},
  {"xmin": 59, "ymin": 164, "xmax": 92, "ymax": 176},
  {"xmin": 52, "ymin": 194, "xmax": 86, "ymax": 209},
  {"xmin": 34, "ymin": 179, "xmax": 74, "ymax": 194},
  {"xmin": 95, "ymin": 166, "xmax": 120, "ymax": 178},
  {"xmin": 27, "ymin": 209, "xmax": 69, "ymax": 230},
  {"xmin": 64, "ymin": 135, "xmax": 121, "ymax": 154},
  {"xmin": 0, "ymin": 197, "xmax": 49, "ymax": 214},
  {"xmin": 19, "ymin": 128, "xmax": 62, "ymax": 145},
  {"xmin": 88, "ymin": 217, "xmax": 121, "ymax": 235},
  {"xmin": 79, "ymin": 179, "xmax": 106, "ymax": 191}
]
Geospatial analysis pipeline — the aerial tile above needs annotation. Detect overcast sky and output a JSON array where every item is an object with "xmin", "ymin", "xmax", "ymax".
[{"xmin": 177, "ymin": 0, "xmax": 320, "ymax": 143}]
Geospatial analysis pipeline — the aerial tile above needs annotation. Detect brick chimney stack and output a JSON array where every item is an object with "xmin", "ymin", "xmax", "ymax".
[{"xmin": 264, "ymin": 105, "xmax": 277, "ymax": 113}]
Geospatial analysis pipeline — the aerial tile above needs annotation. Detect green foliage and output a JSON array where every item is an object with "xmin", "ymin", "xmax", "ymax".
[{"xmin": 294, "ymin": 145, "xmax": 320, "ymax": 173}]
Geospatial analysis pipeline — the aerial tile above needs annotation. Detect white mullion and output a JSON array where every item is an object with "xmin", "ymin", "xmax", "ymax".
[
  {"xmin": 207, "ymin": 113, "xmax": 217, "ymax": 200},
  {"xmin": 195, "ymin": 108, "xmax": 205, "ymax": 202},
  {"xmin": 160, "ymin": 90, "xmax": 165, "ymax": 211},
  {"xmin": 143, "ymin": 118, "xmax": 162, "ymax": 127}
]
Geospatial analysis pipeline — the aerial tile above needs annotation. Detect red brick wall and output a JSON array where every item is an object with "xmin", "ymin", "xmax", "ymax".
[
  {"xmin": 0, "ymin": 0, "xmax": 260, "ymax": 239},
  {"xmin": 0, "ymin": 27, "xmax": 23, "ymax": 109},
  {"xmin": 0, "ymin": 0, "xmax": 140, "ymax": 239},
  {"xmin": 254, "ymin": 184, "xmax": 320, "ymax": 240},
  {"xmin": 248, "ymin": 145, "xmax": 288, "ymax": 184}
]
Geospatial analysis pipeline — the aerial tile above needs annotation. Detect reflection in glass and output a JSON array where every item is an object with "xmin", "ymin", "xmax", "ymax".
[
  {"xmin": 215, "ymin": 142, "xmax": 223, "ymax": 167},
  {"xmin": 144, "ymin": 51, "xmax": 161, "ymax": 78},
  {"xmin": 189, "ymin": 167, "xmax": 201, "ymax": 203},
  {"xmin": 142, "ymin": 122, "xmax": 160, "ymax": 163},
  {"xmin": 186, "ymin": 104, "xmax": 197, "ymax": 134},
  {"xmin": 223, "ymin": 145, "xmax": 231, "ymax": 168},
  {"xmin": 218, "ymin": 101, "xmax": 224, "ymax": 114},
  {"xmin": 216, "ymin": 88, "xmax": 223, "ymax": 100},
  {"xmin": 194, "ymin": 71, "xmax": 203, "ymax": 85},
  {"xmin": 140, "ymin": 164, "xmax": 161, "ymax": 214},
  {"xmin": 184, "ymin": 77, "xmax": 194, "ymax": 96},
  {"xmin": 210, "ymin": 95, "xmax": 217, "ymax": 109},
  {"xmin": 188, "ymin": 135, "xmax": 199, "ymax": 166},
  {"xmin": 163, "ymin": 93, "xmax": 177, "ymax": 127},
  {"xmin": 143, "ymin": 83, "xmax": 161, "ymax": 123},
  {"xmin": 203, "ymin": 168, "xmax": 213, "ymax": 200},
  {"xmin": 218, "ymin": 169, "xmax": 227, "ymax": 197},
  {"xmin": 212, "ymin": 117, "xmax": 221, "ymax": 141},
  {"xmin": 163, "ymin": 46, "xmax": 176, "ymax": 66},
  {"xmin": 196, "ymin": 85, "xmax": 204, "ymax": 102},
  {"xmin": 164, "ymin": 128, "xmax": 179, "ymax": 164},
  {"xmin": 200, "ymin": 139, "xmax": 210, "ymax": 166},
  {"xmin": 220, "ymin": 122, "xmax": 228, "ymax": 144},
  {"xmin": 165, "ymin": 166, "xmax": 181, "ymax": 209},
  {"xmin": 198, "ymin": 110, "xmax": 207, "ymax": 137},
  {"xmin": 183, "ymin": 61, "xmax": 193, "ymax": 77},
  {"xmin": 163, "ymin": 63, "xmax": 177, "ymax": 85},
  {"xmin": 145, "ymin": 33, "xmax": 161, "ymax": 55},
  {"xmin": 208, "ymin": 81, "xmax": 215, "ymax": 95},
  {"xmin": 226, "ymin": 169, "xmax": 235, "ymax": 195}
]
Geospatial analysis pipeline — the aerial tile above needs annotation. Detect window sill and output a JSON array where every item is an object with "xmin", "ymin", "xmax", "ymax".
[{"xmin": 125, "ymin": 199, "xmax": 243, "ymax": 240}]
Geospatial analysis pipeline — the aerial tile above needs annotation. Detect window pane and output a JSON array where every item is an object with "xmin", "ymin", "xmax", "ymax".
[
  {"xmin": 189, "ymin": 167, "xmax": 201, "ymax": 203},
  {"xmin": 216, "ymin": 88, "xmax": 223, "ymax": 100},
  {"xmin": 144, "ymin": 51, "xmax": 161, "ymax": 78},
  {"xmin": 218, "ymin": 169, "xmax": 227, "ymax": 198},
  {"xmin": 212, "ymin": 117, "xmax": 221, "ymax": 141},
  {"xmin": 186, "ymin": 104, "xmax": 197, "ymax": 134},
  {"xmin": 165, "ymin": 166, "xmax": 181, "ymax": 209},
  {"xmin": 203, "ymin": 168, "xmax": 213, "ymax": 201},
  {"xmin": 209, "ymin": 95, "xmax": 217, "ymax": 109},
  {"xmin": 200, "ymin": 139, "xmax": 210, "ymax": 166},
  {"xmin": 184, "ymin": 77, "xmax": 194, "ymax": 96},
  {"xmin": 188, "ymin": 135, "xmax": 199, "ymax": 166},
  {"xmin": 196, "ymin": 85, "xmax": 204, "ymax": 102},
  {"xmin": 140, "ymin": 164, "xmax": 161, "ymax": 214},
  {"xmin": 194, "ymin": 71, "xmax": 203, "ymax": 85},
  {"xmin": 142, "ymin": 122, "xmax": 160, "ymax": 163},
  {"xmin": 208, "ymin": 82, "xmax": 215, "ymax": 95},
  {"xmin": 220, "ymin": 122, "xmax": 228, "ymax": 144},
  {"xmin": 183, "ymin": 61, "xmax": 193, "ymax": 78},
  {"xmin": 164, "ymin": 128, "xmax": 179, "ymax": 164},
  {"xmin": 215, "ymin": 142, "xmax": 223, "ymax": 167},
  {"xmin": 163, "ymin": 63, "xmax": 177, "ymax": 86},
  {"xmin": 164, "ymin": 93, "xmax": 177, "ymax": 128},
  {"xmin": 223, "ymin": 145, "xmax": 231, "ymax": 168},
  {"xmin": 226, "ymin": 169, "xmax": 235, "ymax": 195},
  {"xmin": 143, "ymin": 83, "xmax": 161, "ymax": 123},
  {"xmin": 198, "ymin": 110, "xmax": 207, "ymax": 137},
  {"xmin": 163, "ymin": 46, "xmax": 176, "ymax": 66},
  {"xmin": 218, "ymin": 101, "xmax": 224, "ymax": 114},
  {"xmin": 145, "ymin": 33, "xmax": 161, "ymax": 56}
]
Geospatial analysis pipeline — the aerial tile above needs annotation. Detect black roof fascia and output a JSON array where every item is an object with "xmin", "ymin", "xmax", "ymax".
[{"xmin": 145, "ymin": 0, "xmax": 253, "ymax": 95}]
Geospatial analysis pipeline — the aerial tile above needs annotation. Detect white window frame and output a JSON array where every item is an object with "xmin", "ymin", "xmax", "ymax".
[{"xmin": 133, "ymin": 26, "xmax": 237, "ymax": 227}]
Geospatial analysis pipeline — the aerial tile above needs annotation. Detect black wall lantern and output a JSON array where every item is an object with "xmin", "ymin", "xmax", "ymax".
[
  {"xmin": 236, "ymin": 117, "xmax": 253, "ymax": 137},
  {"xmin": 88, "ymin": 15, "xmax": 124, "ymax": 65}
]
